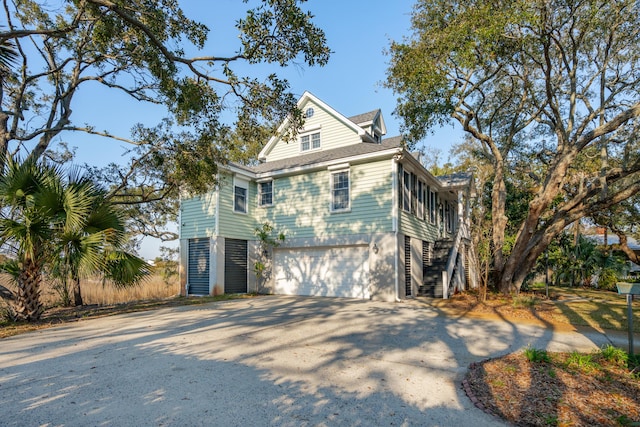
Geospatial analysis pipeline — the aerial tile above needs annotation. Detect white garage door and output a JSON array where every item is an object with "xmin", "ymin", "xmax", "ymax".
[{"xmin": 274, "ymin": 246, "xmax": 370, "ymax": 299}]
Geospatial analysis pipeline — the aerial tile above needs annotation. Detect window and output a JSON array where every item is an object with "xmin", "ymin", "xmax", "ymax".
[
  {"xmin": 445, "ymin": 202, "xmax": 451, "ymax": 232},
  {"xmin": 258, "ymin": 181, "xmax": 273, "ymax": 207},
  {"xmin": 403, "ymin": 170, "xmax": 411, "ymax": 212},
  {"xmin": 234, "ymin": 185, "xmax": 247, "ymax": 213},
  {"xmin": 411, "ymin": 172, "xmax": 417, "ymax": 214},
  {"xmin": 331, "ymin": 170, "xmax": 350, "ymax": 211},
  {"xmin": 429, "ymin": 189, "xmax": 436, "ymax": 223},
  {"xmin": 301, "ymin": 132, "xmax": 321, "ymax": 152},
  {"xmin": 398, "ymin": 164, "xmax": 404, "ymax": 209},
  {"xmin": 417, "ymin": 180, "xmax": 424, "ymax": 219}
]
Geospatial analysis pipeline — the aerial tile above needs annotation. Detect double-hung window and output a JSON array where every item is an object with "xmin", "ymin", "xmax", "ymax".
[
  {"xmin": 331, "ymin": 169, "xmax": 350, "ymax": 212},
  {"xmin": 233, "ymin": 177, "xmax": 248, "ymax": 214},
  {"xmin": 258, "ymin": 180, "xmax": 273, "ymax": 207},
  {"xmin": 301, "ymin": 132, "xmax": 321, "ymax": 152}
]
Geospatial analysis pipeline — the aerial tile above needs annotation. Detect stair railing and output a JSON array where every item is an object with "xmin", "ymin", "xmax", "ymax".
[{"xmin": 442, "ymin": 220, "xmax": 470, "ymax": 299}]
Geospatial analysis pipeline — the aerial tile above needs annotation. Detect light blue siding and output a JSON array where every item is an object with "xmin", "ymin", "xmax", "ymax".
[
  {"xmin": 256, "ymin": 159, "xmax": 394, "ymax": 238},
  {"xmin": 217, "ymin": 173, "xmax": 259, "ymax": 240},
  {"xmin": 180, "ymin": 193, "xmax": 217, "ymax": 239}
]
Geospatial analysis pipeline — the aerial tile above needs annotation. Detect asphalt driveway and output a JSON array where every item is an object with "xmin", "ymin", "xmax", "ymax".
[{"xmin": 0, "ymin": 296, "xmax": 623, "ymax": 426}]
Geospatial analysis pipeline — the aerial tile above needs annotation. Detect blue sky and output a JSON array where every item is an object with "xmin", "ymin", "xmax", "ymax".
[{"xmin": 64, "ymin": 0, "xmax": 462, "ymax": 259}]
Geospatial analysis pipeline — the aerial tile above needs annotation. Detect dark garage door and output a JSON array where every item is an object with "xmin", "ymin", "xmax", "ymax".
[
  {"xmin": 188, "ymin": 238, "xmax": 210, "ymax": 295},
  {"xmin": 225, "ymin": 238, "xmax": 248, "ymax": 294}
]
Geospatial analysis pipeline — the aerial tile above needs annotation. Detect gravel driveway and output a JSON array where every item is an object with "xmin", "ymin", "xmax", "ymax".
[{"xmin": 0, "ymin": 296, "xmax": 614, "ymax": 426}]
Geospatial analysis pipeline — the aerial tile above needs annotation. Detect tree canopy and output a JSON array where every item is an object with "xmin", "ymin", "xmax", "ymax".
[
  {"xmin": 0, "ymin": 0, "xmax": 330, "ymax": 241},
  {"xmin": 387, "ymin": 0, "xmax": 640, "ymax": 292}
]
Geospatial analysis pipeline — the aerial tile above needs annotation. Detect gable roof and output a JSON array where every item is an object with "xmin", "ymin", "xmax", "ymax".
[
  {"xmin": 348, "ymin": 110, "xmax": 379, "ymax": 125},
  {"xmin": 258, "ymin": 91, "xmax": 377, "ymax": 161},
  {"xmin": 349, "ymin": 109, "xmax": 387, "ymax": 136}
]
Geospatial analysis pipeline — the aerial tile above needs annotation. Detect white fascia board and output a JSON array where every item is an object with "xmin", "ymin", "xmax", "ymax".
[
  {"xmin": 377, "ymin": 112, "xmax": 387, "ymax": 135},
  {"xmin": 258, "ymin": 91, "xmax": 368, "ymax": 160},
  {"xmin": 399, "ymin": 149, "xmax": 443, "ymax": 190},
  {"xmin": 224, "ymin": 164, "xmax": 256, "ymax": 181},
  {"xmin": 255, "ymin": 147, "xmax": 402, "ymax": 180}
]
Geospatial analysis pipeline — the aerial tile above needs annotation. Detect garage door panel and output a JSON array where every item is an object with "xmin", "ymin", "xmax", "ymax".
[{"xmin": 274, "ymin": 247, "xmax": 369, "ymax": 299}]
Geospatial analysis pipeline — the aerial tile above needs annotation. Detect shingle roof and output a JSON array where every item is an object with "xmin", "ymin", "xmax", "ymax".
[
  {"xmin": 251, "ymin": 137, "xmax": 403, "ymax": 173},
  {"xmin": 438, "ymin": 172, "xmax": 473, "ymax": 188},
  {"xmin": 348, "ymin": 110, "xmax": 380, "ymax": 125}
]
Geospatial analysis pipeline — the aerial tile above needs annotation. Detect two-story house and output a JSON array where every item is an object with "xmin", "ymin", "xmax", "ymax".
[{"xmin": 179, "ymin": 92, "xmax": 476, "ymax": 302}]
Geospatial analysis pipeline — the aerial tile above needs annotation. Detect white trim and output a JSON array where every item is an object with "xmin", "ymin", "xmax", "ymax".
[
  {"xmin": 257, "ymin": 179, "xmax": 274, "ymax": 208},
  {"xmin": 391, "ymin": 158, "xmax": 398, "ymax": 233},
  {"xmin": 299, "ymin": 131, "xmax": 321, "ymax": 153},
  {"xmin": 256, "ymin": 148, "xmax": 402, "ymax": 179},
  {"xmin": 300, "ymin": 124, "xmax": 322, "ymax": 133},
  {"xmin": 228, "ymin": 165, "xmax": 253, "ymax": 181},
  {"xmin": 330, "ymin": 168, "xmax": 351, "ymax": 213},
  {"xmin": 215, "ymin": 175, "xmax": 220, "ymax": 235},
  {"xmin": 233, "ymin": 176, "xmax": 249, "ymax": 214},
  {"xmin": 327, "ymin": 162, "xmax": 350, "ymax": 171}
]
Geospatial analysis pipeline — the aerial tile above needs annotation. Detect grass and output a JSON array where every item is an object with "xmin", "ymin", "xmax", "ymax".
[
  {"xmin": 524, "ymin": 345, "xmax": 551, "ymax": 363},
  {"xmin": 548, "ymin": 286, "xmax": 640, "ymax": 333},
  {"xmin": 440, "ymin": 285, "xmax": 640, "ymax": 333}
]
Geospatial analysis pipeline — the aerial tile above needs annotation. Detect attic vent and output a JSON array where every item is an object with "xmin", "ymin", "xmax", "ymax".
[{"xmin": 305, "ymin": 107, "xmax": 314, "ymax": 118}]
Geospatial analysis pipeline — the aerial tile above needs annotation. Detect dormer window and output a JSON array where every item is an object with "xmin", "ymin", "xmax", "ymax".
[{"xmin": 301, "ymin": 132, "xmax": 321, "ymax": 152}]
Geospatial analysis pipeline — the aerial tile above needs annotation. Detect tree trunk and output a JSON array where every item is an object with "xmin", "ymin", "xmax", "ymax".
[
  {"xmin": 491, "ymin": 162, "xmax": 508, "ymax": 274},
  {"xmin": 13, "ymin": 259, "xmax": 44, "ymax": 321},
  {"xmin": 498, "ymin": 150, "xmax": 578, "ymax": 293},
  {"xmin": 72, "ymin": 274, "xmax": 83, "ymax": 306},
  {"xmin": 0, "ymin": 111, "xmax": 9, "ymax": 171},
  {"xmin": 613, "ymin": 231, "xmax": 640, "ymax": 265}
]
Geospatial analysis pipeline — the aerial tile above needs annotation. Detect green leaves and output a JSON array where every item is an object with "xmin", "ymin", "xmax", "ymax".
[
  {"xmin": 1, "ymin": 0, "xmax": 331, "ymax": 240},
  {"xmin": 0, "ymin": 155, "xmax": 150, "ymax": 314}
]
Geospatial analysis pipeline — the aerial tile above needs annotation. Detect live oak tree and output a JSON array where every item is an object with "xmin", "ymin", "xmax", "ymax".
[
  {"xmin": 386, "ymin": 0, "xmax": 640, "ymax": 292},
  {"xmin": 0, "ymin": 0, "xmax": 330, "ymax": 241}
]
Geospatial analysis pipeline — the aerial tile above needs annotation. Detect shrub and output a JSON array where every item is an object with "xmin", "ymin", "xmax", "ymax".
[
  {"xmin": 513, "ymin": 295, "xmax": 538, "ymax": 309},
  {"xmin": 600, "ymin": 344, "xmax": 628, "ymax": 366},
  {"xmin": 566, "ymin": 351, "xmax": 598, "ymax": 372},
  {"xmin": 524, "ymin": 346, "xmax": 551, "ymax": 363}
]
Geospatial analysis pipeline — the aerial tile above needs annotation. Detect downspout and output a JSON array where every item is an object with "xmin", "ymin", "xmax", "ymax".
[{"xmin": 179, "ymin": 196, "xmax": 189, "ymax": 295}]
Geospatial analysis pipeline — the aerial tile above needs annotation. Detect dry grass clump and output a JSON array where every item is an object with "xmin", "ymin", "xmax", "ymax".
[
  {"xmin": 1, "ymin": 273, "xmax": 178, "ymax": 309},
  {"xmin": 78, "ymin": 275, "xmax": 178, "ymax": 305}
]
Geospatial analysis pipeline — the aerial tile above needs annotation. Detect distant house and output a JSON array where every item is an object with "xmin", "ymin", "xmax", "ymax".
[
  {"xmin": 586, "ymin": 232, "xmax": 640, "ymax": 274},
  {"xmin": 179, "ymin": 92, "xmax": 476, "ymax": 301}
]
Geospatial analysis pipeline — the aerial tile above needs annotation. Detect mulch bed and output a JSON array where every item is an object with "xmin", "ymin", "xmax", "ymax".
[{"xmin": 464, "ymin": 351, "xmax": 640, "ymax": 426}]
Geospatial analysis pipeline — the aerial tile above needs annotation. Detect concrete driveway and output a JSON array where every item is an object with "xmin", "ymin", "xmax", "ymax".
[{"xmin": 0, "ymin": 296, "xmax": 624, "ymax": 426}]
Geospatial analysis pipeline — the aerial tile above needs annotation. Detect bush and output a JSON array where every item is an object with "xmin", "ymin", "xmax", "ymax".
[
  {"xmin": 524, "ymin": 346, "xmax": 551, "ymax": 363},
  {"xmin": 600, "ymin": 344, "xmax": 628, "ymax": 367},
  {"xmin": 597, "ymin": 268, "xmax": 620, "ymax": 291}
]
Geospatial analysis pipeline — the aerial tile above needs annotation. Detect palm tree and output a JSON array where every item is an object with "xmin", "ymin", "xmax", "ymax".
[
  {"xmin": 53, "ymin": 173, "xmax": 150, "ymax": 306},
  {"xmin": 0, "ymin": 157, "xmax": 68, "ymax": 320},
  {"xmin": 0, "ymin": 33, "xmax": 18, "ymax": 82},
  {"xmin": 0, "ymin": 156, "xmax": 150, "ymax": 319}
]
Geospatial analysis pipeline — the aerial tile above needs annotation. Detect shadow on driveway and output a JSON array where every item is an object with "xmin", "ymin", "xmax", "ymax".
[{"xmin": 0, "ymin": 296, "xmax": 607, "ymax": 426}]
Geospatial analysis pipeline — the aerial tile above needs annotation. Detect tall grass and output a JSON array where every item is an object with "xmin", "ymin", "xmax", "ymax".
[
  {"xmin": 79, "ymin": 276, "xmax": 179, "ymax": 305},
  {"xmin": 1, "ymin": 273, "xmax": 179, "ymax": 308}
]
